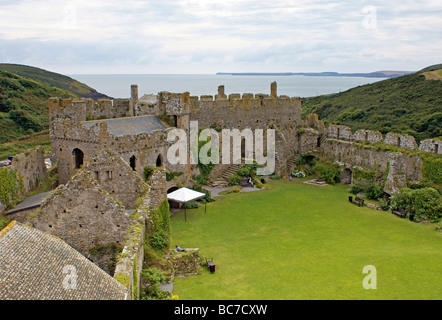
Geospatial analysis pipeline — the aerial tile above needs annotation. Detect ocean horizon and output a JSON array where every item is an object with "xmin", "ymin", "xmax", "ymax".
[{"xmin": 70, "ymin": 74, "xmax": 386, "ymax": 99}]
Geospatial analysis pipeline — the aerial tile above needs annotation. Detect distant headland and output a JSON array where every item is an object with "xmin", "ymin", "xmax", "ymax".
[{"xmin": 216, "ymin": 71, "xmax": 414, "ymax": 78}]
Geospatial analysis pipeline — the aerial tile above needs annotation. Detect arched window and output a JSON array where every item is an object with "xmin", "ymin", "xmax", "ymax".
[
  {"xmin": 130, "ymin": 155, "xmax": 136, "ymax": 171},
  {"xmin": 156, "ymin": 154, "xmax": 163, "ymax": 167},
  {"xmin": 72, "ymin": 148, "xmax": 84, "ymax": 169}
]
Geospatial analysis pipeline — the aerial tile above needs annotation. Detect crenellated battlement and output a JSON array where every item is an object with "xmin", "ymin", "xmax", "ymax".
[{"xmin": 326, "ymin": 124, "xmax": 441, "ymax": 154}]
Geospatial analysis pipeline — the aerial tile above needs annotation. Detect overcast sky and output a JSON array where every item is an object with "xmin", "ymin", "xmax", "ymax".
[{"xmin": 0, "ymin": 0, "xmax": 441, "ymax": 74}]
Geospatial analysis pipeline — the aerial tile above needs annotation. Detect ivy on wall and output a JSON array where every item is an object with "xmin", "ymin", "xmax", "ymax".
[
  {"xmin": 423, "ymin": 156, "xmax": 442, "ymax": 184},
  {"xmin": 0, "ymin": 168, "xmax": 18, "ymax": 207}
]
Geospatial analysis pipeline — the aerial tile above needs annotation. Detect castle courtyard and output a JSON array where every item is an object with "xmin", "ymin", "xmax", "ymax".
[{"xmin": 170, "ymin": 178, "xmax": 442, "ymax": 300}]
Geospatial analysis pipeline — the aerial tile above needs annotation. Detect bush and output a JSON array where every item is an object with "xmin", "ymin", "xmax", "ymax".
[
  {"xmin": 390, "ymin": 187, "xmax": 442, "ymax": 222},
  {"xmin": 140, "ymin": 267, "xmax": 171, "ymax": 300},
  {"xmin": 349, "ymin": 185, "xmax": 363, "ymax": 195},
  {"xmin": 312, "ymin": 161, "xmax": 340, "ymax": 184},
  {"xmin": 149, "ymin": 230, "xmax": 169, "ymax": 251},
  {"xmin": 236, "ymin": 167, "xmax": 250, "ymax": 177},
  {"xmin": 143, "ymin": 165, "xmax": 155, "ymax": 181},
  {"xmin": 366, "ymin": 185, "xmax": 384, "ymax": 200},
  {"xmin": 183, "ymin": 201, "xmax": 200, "ymax": 209},
  {"xmin": 228, "ymin": 174, "xmax": 241, "ymax": 185}
]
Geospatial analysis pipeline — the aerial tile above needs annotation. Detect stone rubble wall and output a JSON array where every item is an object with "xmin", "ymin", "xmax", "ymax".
[{"xmin": 326, "ymin": 124, "xmax": 440, "ymax": 154}]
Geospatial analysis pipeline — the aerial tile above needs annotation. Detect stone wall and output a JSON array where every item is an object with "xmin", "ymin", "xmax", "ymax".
[
  {"xmin": 352, "ymin": 129, "xmax": 383, "ymax": 144},
  {"xmin": 325, "ymin": 125, "xmax": 440, "ymax": 154},
  {"xmin": 321, "ymin": 138, "xmax": 423, "ymax": 194},
  {"xmin": 384, "ymin": 132, "xmax": 418, "ymax": 150},
  {"xmin": 83, "ymin": 149, "xmax": 148, "ymax": 209},
  {"xmin": 10, "ymin": 146, "xmax": 47, "ymax": 194},
  {"xmin": 28, "ymin": 170, "xmax": 134, "ymax": 273},
  {"xmin": 327, "ymin": 124, "xmax": 353, "ymax": 140},
  {"xmin": 419, "ymin": 139, "xmax": 442, "ymax": 154},
  {"xmin": 0, "ymin": 146, "xmax": 47, "ymax": 214}
]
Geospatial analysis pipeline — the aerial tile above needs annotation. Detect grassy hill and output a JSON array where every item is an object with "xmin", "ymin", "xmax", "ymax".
[
  {"xmin": 0, "ymin": 64, "xmax": 109, "ymax": 100},
  {"xmin": 302, "ymin": 68, "xmax": 442, "ymax": 142},
  {"xmin": 0, "ymin": 69, "xmax": 78, "ymax": 141},
  {"xmin": 0, "ymin": 64, "xmax": 111, "ymax": 159}
]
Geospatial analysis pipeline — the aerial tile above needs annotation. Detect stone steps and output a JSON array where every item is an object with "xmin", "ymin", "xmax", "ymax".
[{"xmin": 210, "ymin": 163, "xmax": 242, "ymax": 187}]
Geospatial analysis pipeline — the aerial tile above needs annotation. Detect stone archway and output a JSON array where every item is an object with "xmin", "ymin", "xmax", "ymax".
[
  {"xmin": 130, "ymin": 155, "xmax": 136, "ymax": 171},
  {"xmin": 156, "ymin": 154, "xmax": 163, "ymax": 167},
  {"xmin": 167, "ymin": 187, "xmax": 180, "ymax": 208},
  {"xmin": 341, "ymin": 168, "xmax": 353, "ymax": 185},
  {"xmin": 72, "ymin": 148, "xmax": 84, "ymax": 169}
]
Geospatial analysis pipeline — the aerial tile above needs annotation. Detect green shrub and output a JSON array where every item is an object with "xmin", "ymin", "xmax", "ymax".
[
  {"xmin": 312, "ymin": 161, "xmax": 341, "ymax": 184},
  {"xmin": 228, "ymin": 174, "xmax": 241, "ymax": 185},
  {"xmin": 143, "ymin": 166, "xmax": 155, "ymax": 181},
  {"xmin": 166, "ymin": 171, "xmax": 183, "ymax": 181},
  {"xmin": 149, "ymin": 230, "xmax": 169, "ymax": 251},
  {"xmin": 0, "ymin": 215, "xmax": 11, "ymax": 231},
  {"xmin": 236, "ymin": 167, "xmax": 250, "ymax": 177},
  {"xmin": 390, "ymin": 187, "xmax": 442, "ymax": 222},
  {"xmin": 183, "ymin": 201, "xmax": 200, "ymax": 209},
  {"xmin": 366, "ymin": 185, "xmax": 384, "ymax": 200}
]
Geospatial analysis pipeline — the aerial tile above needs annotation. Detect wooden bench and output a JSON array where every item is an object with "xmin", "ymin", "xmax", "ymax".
[
  {"xmin": 349, "ymin": 196, "xmax": 365, "ymax": 207},
  {"xmin": 354, "ymin": 197, "xmax": 364, "ymax": 206},
  {"xmin": 392, "ymin": 208, "xmax": 407, "ymax": 218},
  {"xmin": 205, "ymin": 257, "xmax": 215, "ymax": 273}
]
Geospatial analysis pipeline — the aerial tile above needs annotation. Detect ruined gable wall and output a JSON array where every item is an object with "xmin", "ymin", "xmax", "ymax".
[
  {"xmin": 29, "ymin": 170, "xmax": 133, "ymax": 263},
  {"xmin": 419, "ymin": 139, "xmax": 442, "ymax": 154},
  {"xmin": 83, "ymin": 150, "xmax": 149, "ymax": 209},
  {"xmin": 11, "ymin": 146, "xmax": 47, "ymax": 194}
]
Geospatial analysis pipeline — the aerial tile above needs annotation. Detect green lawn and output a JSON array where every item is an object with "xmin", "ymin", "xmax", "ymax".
[{"xmin": 170, "ymin": 179, "xmax": 442, "ymax": 300}]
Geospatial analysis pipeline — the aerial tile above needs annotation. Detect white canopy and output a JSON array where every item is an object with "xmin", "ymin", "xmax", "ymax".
[
  {"xmin": 167, "ymin": 187, "xmax": 207, "ymax": 222},
  {"xmin": 167, "ymin": 187, "xmax": 206, "ymax": 204}
]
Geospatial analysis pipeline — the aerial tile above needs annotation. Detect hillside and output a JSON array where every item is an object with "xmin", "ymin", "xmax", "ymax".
[
  {"xmin": 0, "ymin": 64, "xmax": 110, "ymax": 100},
  {"xmin": 0, "ymin": 69, "xmax": 76, "ymax": 144},
  {"xmin": 301, "ymin": 69, "xmax": 442, "ymax": 142}
]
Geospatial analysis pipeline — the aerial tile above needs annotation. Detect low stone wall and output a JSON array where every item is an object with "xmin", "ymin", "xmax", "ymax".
[
  {"xmin": 321, "ymin": 139, "xmax": 423, "ymax": 194},
  {"xmin": 326, "ymin": 125, "xmax": 439, "ymax": 153},
  {"xmin": 0, "ymin": 146, "xmax": 47, "ymax": 214},
  {"xmin": 167, "ymin": 249, "xmax": 202, "ymax": 277},
  {"xmin": 113, "ymin": 212, "xmax": 146, "ymax": 300}
]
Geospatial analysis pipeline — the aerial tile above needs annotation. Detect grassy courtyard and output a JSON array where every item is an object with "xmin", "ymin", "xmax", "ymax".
[{"xmin": 170, "ymin": 178, "xmax": 442, "ymax": 300}]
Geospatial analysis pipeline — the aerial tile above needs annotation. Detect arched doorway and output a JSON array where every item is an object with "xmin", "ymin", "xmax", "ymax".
[
  {"xmin": 130, "ymin": 155, "xmax": 136, "ymax": 171},
  {"xmin": 167, "ymin": 186, "xmax": 180, "ymax": 208},
  {"xmin": 72, "ymin": 148, "xmax": 84, "ymax": 169},
  {"xmin": 156, "ymin": 154, "xmax": 163, "ymax": 167},
  {"xmin": 341, "ymin": 168, "xmax": 353, "ymax": 185}
]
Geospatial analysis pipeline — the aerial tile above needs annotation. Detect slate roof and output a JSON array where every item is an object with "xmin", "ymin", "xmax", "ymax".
[
  {"xmin": 0, "ymin": 221, "xmax": 128, "ymax": 300},
  {"xmin": 82, "ymin": 115, "xmax": 167, "ymax": 137}
]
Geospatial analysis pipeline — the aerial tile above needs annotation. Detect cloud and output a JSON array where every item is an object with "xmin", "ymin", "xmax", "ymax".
[{"xmin": 0, "ymin": 0, "xmax": 441, "ymax": 73}]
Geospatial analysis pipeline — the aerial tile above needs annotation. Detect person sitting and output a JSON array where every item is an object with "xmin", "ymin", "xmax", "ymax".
[
  {"xmin": 176, "ymin": 245, "xmax": 186, "ymax": 252},
  {"xmin": 248, "ymin": 176, "xmax": 254, "ymax": 187}
]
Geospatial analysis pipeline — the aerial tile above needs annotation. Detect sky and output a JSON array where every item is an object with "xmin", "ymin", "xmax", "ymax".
[{"xmin": 0, "ymin": 0, "xmax": 441, "ymax": 74}]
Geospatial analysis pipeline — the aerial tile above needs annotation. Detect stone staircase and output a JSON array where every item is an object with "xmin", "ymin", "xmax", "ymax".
[
  {"xmin": 286, "ymin": 155, "xmax": 298, "ymax": 173},
  {"xmin": 210, "ymin": 163, "xmax": 242, "ymax": 188}
]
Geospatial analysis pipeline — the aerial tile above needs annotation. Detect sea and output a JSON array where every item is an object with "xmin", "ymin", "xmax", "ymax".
[{"xmin": 69, "ymin": 74, "xmax": 386, "ymax": 99}]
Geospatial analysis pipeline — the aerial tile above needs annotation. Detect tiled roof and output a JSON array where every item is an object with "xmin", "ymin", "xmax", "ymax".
[
  {"xmin": 0, "ymin": 221, "xmax": 128, "ymax": 300},
  {"xmin": 82, "ymin": 115, "xmax": 167, "ymax": 137}
]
